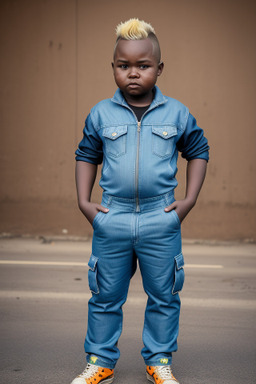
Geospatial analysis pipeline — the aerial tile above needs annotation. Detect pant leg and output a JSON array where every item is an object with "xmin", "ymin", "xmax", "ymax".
[
  {"xmin": 84, "ymin": 208, "xmax": 136, "ymax": 369},
  {"xmin": 135, "ymin": 207, "xmax": 185, "ymax": 366}
]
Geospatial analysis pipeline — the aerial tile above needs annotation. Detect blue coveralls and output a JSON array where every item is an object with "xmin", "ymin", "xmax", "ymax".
[{"xmin": 75, "ymin": 86, "xmax": 209, "ymax": 369}]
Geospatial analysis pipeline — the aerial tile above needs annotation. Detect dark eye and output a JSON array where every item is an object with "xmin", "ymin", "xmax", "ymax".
[
  {"xmin": 119, "ymin": 64, "xmax": 128, "ymax": 69},
  {"xmin": 139, "ymin": 65, "xmax": 149, "ymax": 69}
]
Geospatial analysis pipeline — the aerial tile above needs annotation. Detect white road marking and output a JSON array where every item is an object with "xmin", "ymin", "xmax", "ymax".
[
  {"xmin": 185, "ymin": 264, "xmax": 223, "ymax": 269},
  {"xmin": 0, "ymin": 260, "xmax": 223, "ymax": 269},
  {"xmin": 0, "ymin": 290, "xmax": 255, "ymax": 310},
  {"xmin": 0, "ymin": 260, "xmax": 87, "ymax": 267}
]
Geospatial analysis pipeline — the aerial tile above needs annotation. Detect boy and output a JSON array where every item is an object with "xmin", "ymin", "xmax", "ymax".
[{"xmin": 72, "ymin": 18, "xmax": 209, "ymax": 384}]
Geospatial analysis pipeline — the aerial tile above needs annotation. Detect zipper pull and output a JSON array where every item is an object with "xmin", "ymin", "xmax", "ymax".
[{"xmin": 137, "ymin": 121, "xmax": 141, "ymax": 131}]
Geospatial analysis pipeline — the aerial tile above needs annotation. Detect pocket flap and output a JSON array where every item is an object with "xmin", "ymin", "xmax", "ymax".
[
  {"xmin": 103, "ymin": 126, "xmax": 128, "ymax": 140},
  {"xmin": 152, "ymin": 126, "xmax": 177, "ymax": 139},
  {"xmin": 174, "ymin": 253, "xmax": 184, "ymax": 270},
  {"xmin": 88, "ymin": 254, "xmax": 98, "ymax": 271}
]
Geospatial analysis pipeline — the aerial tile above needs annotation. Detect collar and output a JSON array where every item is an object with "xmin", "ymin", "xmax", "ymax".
[{"xmin": 111, "ymin": 86, "xmax": 167, "ymax": 109}]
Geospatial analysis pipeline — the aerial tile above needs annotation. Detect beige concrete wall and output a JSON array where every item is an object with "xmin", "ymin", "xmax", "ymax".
[{"xmin": 1, "ymin": 0, "xmax": 256, "ymax": 240}]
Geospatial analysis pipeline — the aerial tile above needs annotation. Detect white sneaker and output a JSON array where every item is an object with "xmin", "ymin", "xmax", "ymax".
[
  {"xmin": 146, "ymin": 365, "xmax": 180, "ymax": 384},
  {"xmin": 71, "ymin": 363, "xmax": 114, "ymax": 384}
]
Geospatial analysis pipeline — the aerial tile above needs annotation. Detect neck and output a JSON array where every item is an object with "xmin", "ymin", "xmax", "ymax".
[{"xmin": 123, "ymin": 89, "xmax": 154, "ymax": 107}]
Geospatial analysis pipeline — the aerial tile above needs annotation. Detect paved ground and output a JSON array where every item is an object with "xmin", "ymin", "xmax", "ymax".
[{"xmin": 0, "ymin": 237, "xmax": 255, "ymax": 384}]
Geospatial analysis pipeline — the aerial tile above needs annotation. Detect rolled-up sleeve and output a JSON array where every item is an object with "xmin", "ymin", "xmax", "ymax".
[
  {"xmin": 177, "ymin": 113, "xmax": 209, "ymax": 161},
  {"xmin": 75, "ymin": 114, "xmax": 103, "ymax": 165}
]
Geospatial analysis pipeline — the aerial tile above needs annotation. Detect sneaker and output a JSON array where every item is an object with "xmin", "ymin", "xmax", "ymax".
[
  {"xmin": 71, "ymin": 363, "xmax": 114, "ymax": 384},
  {"xmin": 146, "ymin": 365, "xmax": 180, "ymax": 384}
]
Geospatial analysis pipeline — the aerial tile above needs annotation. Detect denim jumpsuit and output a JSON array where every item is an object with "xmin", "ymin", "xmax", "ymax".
[{"xmin": 75, "ymin": 86, "xmax": 209, "ymax": 369}]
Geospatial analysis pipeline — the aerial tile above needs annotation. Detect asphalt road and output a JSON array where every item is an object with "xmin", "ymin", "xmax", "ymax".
[{"xmin": 0, "ymin": 238, "xmax": 255, "ymax": 384}]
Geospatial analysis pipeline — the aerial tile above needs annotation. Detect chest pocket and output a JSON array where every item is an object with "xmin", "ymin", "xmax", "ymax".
[
  {"xmin": 103, "ymin": 125, "xmax": 128, "ymax": 158},
  {"xmin": 152, "ymin": 126, "xmax": 177, "ymax": 158}
]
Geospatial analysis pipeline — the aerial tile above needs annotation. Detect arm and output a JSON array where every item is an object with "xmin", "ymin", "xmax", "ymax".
[
  {"xmin": 75, "ymin": 161, "xmax": 109, "ymax": 225},
  {"xmin": 164, "ymin": 158, "xmax": 207, "ymax": 222}
]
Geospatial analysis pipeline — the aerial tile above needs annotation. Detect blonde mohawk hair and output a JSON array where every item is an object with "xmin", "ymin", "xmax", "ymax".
[
  {"xmin": 116, "ymin": 18, "xmax": 155, "ymax": 40},
  {"xmin": 114, "ymin": 18, "xmax": 161, "ymax": 62}
]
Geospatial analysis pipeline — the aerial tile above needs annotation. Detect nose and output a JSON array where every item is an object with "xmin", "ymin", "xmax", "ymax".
[{"xmin": 128, "ymin": 67, "xmax": 139, "ymax": 78}]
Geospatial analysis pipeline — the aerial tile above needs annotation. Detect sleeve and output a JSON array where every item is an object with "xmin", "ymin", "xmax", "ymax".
[
  {"xmin": 177, "ymin": 113, "xmax": 209, "ymax": 161},
  {"xmin": 75, "ymin": 113, "xmax": 103, "ymax": 165}
]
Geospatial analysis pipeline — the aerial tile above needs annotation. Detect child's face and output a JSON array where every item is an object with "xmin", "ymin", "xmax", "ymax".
[{"xmin": 112, "ymin": 38, "xmax": 163, "ymax": 106}]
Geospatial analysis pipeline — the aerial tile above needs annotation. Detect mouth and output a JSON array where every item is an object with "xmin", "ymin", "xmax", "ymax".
[{"xmin": 128, "ymin": 83, "xmax": 140, "ymax": 88}]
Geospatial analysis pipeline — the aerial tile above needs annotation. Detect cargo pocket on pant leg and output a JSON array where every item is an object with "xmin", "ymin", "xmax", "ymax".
[
  {"xmin": 88, "ymin": 254, "xmax": 99, "ymax": 294},
  {"xmin": 172, "ymin": 253, "xmax": 185, "ymax": 295}
]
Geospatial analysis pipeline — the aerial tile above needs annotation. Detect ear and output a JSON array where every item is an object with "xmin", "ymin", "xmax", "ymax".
[
  {"xmin": 111, "ymin": 62, "xmax": 114, "ymax": 71},
  {"xmin": 157, "ymin": 61, "xmax": 164, "ymax": 76}
]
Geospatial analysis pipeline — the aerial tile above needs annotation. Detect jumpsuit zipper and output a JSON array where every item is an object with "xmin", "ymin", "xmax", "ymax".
[
  {"xmin": 114, "ymin": 104, "xmax": 143, "ymax": 212},
  {"xmin": 135, "ymin": 121, "xmax": 141, "ymax": 212},
  {"xmin": 134, "ymin": 110, "xmax": 151, "ymax": 212},
  {"xmin": 129, "ymin": 109, "xmax": 151, "ymax": 213}
]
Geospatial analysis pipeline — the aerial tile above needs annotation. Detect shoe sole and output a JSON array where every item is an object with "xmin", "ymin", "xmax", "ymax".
[
  {"xmin": 146, "ymin": 373, "xmax": 155, "ymax": 383},
  {"xmin": 101, "ymin": 377, "xmax": 114, "ymax": 384},
  {"xmin": 71, "ymin": 375, "xmax": 114, "ymax": 384}
]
